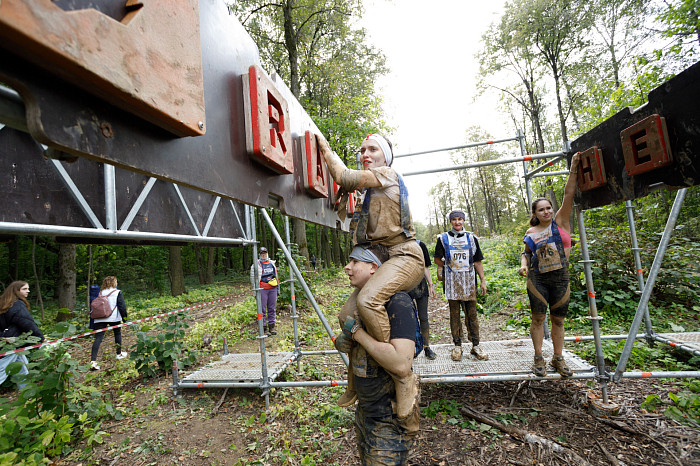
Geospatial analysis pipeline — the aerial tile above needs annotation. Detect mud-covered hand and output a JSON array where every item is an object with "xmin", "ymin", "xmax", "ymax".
[
  {"xmin": 334, "ymin": 187, "xmax": 350, "ymax": 219},
  {"xmin": 333, "ymin": 333, "xmax": 353, "ymax": 353},
  {"xmin": 342, "ymin": 316, "xmax": 361, "ymax": 338}
]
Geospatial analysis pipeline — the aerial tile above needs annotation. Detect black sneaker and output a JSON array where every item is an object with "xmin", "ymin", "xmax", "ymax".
[{"xmin": 424, "ymin": 346, "xmax": 437, "ymax": 360}]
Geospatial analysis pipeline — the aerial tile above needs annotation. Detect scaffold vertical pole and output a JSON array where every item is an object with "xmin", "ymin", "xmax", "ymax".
[
  {"xmin": 614, "ymin": 189, "xmax": 687, "ymax": 382},
  {"xmin": 260, "ymin": 208, "xmax": 349, "ymax": 366},
  {"xmin": 625, "ymin": 200, "xmax": 655, "ymax": 344},
  {"xmin": 249, "ymin": 206, "xmax": 270, "ymax": 410},
  {"xmin": 518, "ymin": 129, "xmax": 532, "ymax": 207},
  {"xmin": 576, "ymin": 206, "xmax": 609, "ymax": 403},
  {"xmin": 283, "ymin": 216, "xmax": 302, "ymax": 374}
]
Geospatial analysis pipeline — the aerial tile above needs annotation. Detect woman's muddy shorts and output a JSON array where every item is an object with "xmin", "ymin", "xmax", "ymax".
[{"xmin": 526, "ymin": 267, "xmax": 570, "ymax": 317}]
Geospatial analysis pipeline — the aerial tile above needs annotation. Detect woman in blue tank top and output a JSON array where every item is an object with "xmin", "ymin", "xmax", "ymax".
[{"xmin": 518, "ymin": 152, "xmax": 580, "ymax": 377}]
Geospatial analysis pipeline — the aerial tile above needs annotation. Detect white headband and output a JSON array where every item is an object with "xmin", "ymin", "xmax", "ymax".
[{"xmin": 365, "ymin": 134, "xmax": 393, "ymax": 167}]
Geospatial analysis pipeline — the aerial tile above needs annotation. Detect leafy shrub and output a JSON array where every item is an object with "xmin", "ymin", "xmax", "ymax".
[
  {"xmin": 0, "ymin": 335, "xmax": 117, "ymax": 463},
  {"xmin": 642, "ymin": 380, "xmax": 700, "ymax": 426},
  {"xmin": 130, "ymin": 312, "xmax": 199, "ymax": 378}
]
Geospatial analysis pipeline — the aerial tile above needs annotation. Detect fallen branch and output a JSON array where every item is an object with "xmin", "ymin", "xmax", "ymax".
[
  {"xmin": 459, "ymin": 406, "xmax": 591, "ymax": 465},
  {"xmin": 510, "ymin": 380, "xmax": 527, "ymax": 407},
  {"xmin": 597, "ymin": 418, "xmax": 683, "ymax": 466},
  {"xmin": 211, "ymin": 387, "xmax": 229, "ymax": 415},
  {"xmin": 595, "ymin": 439, "xmax": 624, "ymax": 466}
]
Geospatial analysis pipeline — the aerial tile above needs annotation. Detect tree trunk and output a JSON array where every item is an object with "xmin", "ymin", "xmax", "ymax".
[
  {"xmin": 205, "ymin": 248, "xmax": 215, "ymax": 284},
  {"xmin": 282, "ymin": 0, "xmax": 300, "ymax": 97},
  {"xmin": 331, "ymin": 229, "xmax": 342, "ymax": 266},
  {"xmin": 31, "ymin": 236, "xmax": 45, "ymax": 319},
  {"xmin": 293, "ymin": 218, "xmax": 309, "ymax": 260},
  {"xmin": 6, "ymin": 236, "xmax": 19, "ymax": 284},
  {"xmin": 56, "ymin": 243, "xmax": 76, "ymax": 321},
  {"xmin": 195, "ymin": 246, "xmax": 205, "ymax": 284},
  {"xmin": 321, "ymin": 227, "xmax": 332, "ymax": 267},
  {"xmin": 168, "ymin": 246, "xmax": 186, "ymax": 296}
]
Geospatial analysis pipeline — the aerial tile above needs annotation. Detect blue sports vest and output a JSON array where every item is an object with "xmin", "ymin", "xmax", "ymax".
[{"xmin": 523, "ymin": 220, "xmax": 567, "ymax": 274}]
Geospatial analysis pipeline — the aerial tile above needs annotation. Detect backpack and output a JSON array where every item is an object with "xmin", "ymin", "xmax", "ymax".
[{"xmin": 90, "ymin": 290, "xmax": 118, "ymax": 319}]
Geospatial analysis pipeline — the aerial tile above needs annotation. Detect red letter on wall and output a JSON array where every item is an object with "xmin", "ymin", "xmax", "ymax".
[
  {"xmin": 576, "ymin": 147, "xmax": 607, "ymax": 192},
  {"xmin": 620, "ymin": 114, "xmax": 673, "ymax": 176},
  {"xmin": 243, "ymin": 65, "xmax": 293, "ymax": 174},
  {"xmin": 301, "ymin": 131, "xmax": 329, "ymax": 198}
]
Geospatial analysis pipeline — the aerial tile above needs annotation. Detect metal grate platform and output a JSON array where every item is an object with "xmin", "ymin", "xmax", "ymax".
[
  {"xmin": 657, "ymin": 332, "xmax": 700, "ymax": 352},
  {"xmin": 413, "ymin": 339, "xmax": 594, "ymax": 379},
  {"xmin": 181, "ymin": 351, "xmax": 298, "ymax": 384}
]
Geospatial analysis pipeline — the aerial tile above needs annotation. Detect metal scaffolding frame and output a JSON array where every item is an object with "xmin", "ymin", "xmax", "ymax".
[
  {"xmin": 394, "ymin": 134, "xmax": 699, "ymax": 402},
  {"xmin": 2, "ymin": 80, "xmax": 697, "ymax": 407}
]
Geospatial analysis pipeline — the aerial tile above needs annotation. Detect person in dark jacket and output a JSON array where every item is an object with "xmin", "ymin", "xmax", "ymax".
[
  {"xmin": 0, "ymin": 281, "xmax": 44, "ymax": 388},
  {"xmin": 90, "ymin": 276, "xmax": 128, "ymax": 370}
]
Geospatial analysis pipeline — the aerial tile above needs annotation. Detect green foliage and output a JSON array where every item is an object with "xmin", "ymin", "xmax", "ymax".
[
  {"xmin": 185, "ymin": 297, "xmax": 259, "ymax": 348},
  {"xmin": 130, "ymin": 312, "xmax": 199, "ymax": 378},
  {"xmin": 642, "ymin": 380, "xmax": 700, "ymax": 427},
  {"xmin": 575, "ymin": 339, "xmax": 697, "ymax": 372},
  {"xmin": 422, "ymin": 399, "xmax": 503, "ymax": 439},
  {"xmin": 0, "ymin": 340, "xmax": 118, "ymax": 463}
]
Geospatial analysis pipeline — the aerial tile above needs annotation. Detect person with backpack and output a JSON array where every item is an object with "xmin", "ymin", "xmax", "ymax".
[
  {"xmin": 334, "ymin": 244, "xmax": 420, "ymax": 464},
  {"xmin": 0, "ymin": 281, "xmax": 44, "ymax": 389},
  {"xmin": 90, "ymin": 276, "xmax": 128, "ymax": 370}
]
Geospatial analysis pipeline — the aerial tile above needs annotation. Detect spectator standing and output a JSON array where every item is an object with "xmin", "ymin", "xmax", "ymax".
[
  {"xmin": 90, "ymin": 276, "xmax": 128, "ymax": 370},
  {"xmin": 0, "ymin": 281, "xmax": 44, "ymax": 388},
  {"xmin": 250, "ymin": 247, "xmax": 280, "ymax": 336}
]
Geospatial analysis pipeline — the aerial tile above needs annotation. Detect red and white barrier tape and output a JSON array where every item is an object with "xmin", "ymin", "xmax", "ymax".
[{"xmin": 0, "ymin": 295, "xmax": 238, "ymax": 358}]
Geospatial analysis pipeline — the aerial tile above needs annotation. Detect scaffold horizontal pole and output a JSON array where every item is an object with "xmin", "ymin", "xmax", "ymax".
[
  {"xmin": 401, "ymin": 151, "xmax": 564, "ymax": 177},
  {"xmin": 394, "ymin": 136, "xmax": 520, "ymax": 159}
]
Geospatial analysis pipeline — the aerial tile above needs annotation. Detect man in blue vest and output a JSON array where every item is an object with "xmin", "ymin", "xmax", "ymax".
[
  {"xmin": 250, "ymin": 247, "xmax": 280, "ymax": 336},
  {"xmin": 434, "ymin": 210, "xmax": 488, "ymax": 361}
]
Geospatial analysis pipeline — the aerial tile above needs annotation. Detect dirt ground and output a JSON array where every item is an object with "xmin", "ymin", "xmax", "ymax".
[{"xmin": 63, "ymin": 280, "xmax": 699, "ymax": 466}]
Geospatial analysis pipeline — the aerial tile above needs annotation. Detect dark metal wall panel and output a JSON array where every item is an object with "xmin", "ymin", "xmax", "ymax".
[
  {"xmin": 0, "ymin": 0, "xmax": 346, "ymax": 230},
  {"xmin": 0, "ymin": 126, "xmax": 247, "ymax": 242},
  {"xmin": 570, "ymin": 61, "xmax": 700, "ymax": 210}
]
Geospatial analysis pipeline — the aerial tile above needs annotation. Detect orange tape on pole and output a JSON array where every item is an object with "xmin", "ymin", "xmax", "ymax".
[
  {"xmin": 575, "ymin": 336, "xmax": 582, "ymax": 341},
  {"xmin": 257, "ymin": 313, "xmax": 263, "ymax": 320},
  {"xmin": 642, "ymin": 372, "xmax": 652, "ymax": 378},
  {"xmin": 524, "ymin": 156, "xmax": 533, "ymax": 161},
  {"xmin": 486, "ymin": 140, "xmax": 493, "ymax": 144},
  {"xmin": 637, "ymin": 269, "xmax": 643, "ymax": 275},
  {"xmin": 669, "ymin": 342, "xmax": 677, "ymax": 347},
  {"xmin": 330, "ymin": 380, "xmax": 339, "ymax": 387},
  {"xmin": 588, "ymin": 291, "xmax": 595, "ymax": 298},
  {"xmin": 291, "ymin": 294, "xmax": 295, "ymax": 301}
]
